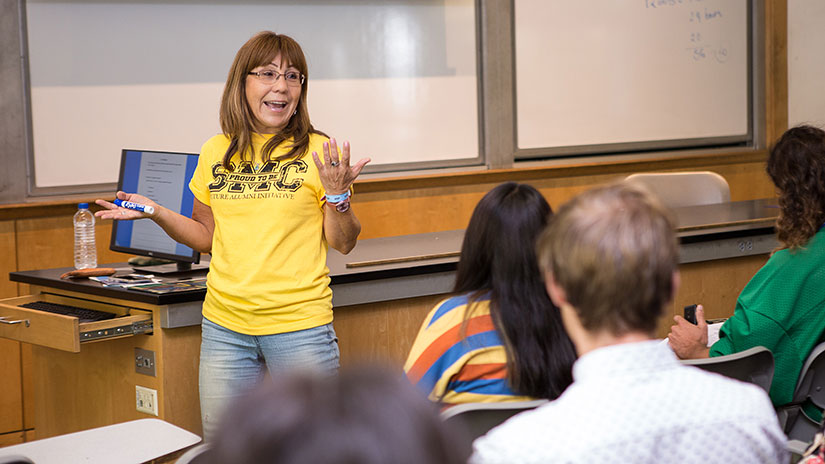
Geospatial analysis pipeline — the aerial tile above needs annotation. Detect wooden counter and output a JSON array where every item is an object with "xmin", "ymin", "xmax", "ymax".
[
  {"xmin": 327, "ymin": 198, "xmax": 779, "ymax": 365},
  {"xmin": 328, "ymin": 198, "xmax": 778, "ymax": 305}
]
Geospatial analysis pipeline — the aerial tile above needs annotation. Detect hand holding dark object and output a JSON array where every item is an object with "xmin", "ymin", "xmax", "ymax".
[
  {"xmin": 684, "ymin": 304, "xmax": 698, "ymax": 324},
  {"xmin": 669, "ymin": 304, "xmax": 710, "ymax": 359}
]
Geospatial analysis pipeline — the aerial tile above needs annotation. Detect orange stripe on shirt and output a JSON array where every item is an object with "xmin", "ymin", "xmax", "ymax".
[
  {"xmin": 452, "ymin": 362, "xmax": 508, "ymax": 382},
  {"xmin": 406, "ymin": 315, "xmax": 497, "ymax": 383}
]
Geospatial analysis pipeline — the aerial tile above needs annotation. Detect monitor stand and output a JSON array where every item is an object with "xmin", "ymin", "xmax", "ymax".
[{"xmin": 134, "ymin": 261, "xmax": 210, "ymax": 275}]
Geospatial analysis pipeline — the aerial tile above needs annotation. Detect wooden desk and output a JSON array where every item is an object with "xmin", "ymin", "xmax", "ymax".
[
  {"xmin": 0, "ymin": 419, "xmax": 200, "ymax": 464},
  {"xmin": 328, "ymin": 198, "xmax": 779, "ymax": 361},
  {"xmin": 327, "ymin": 198, "xmax": 777, "ymax": 304},
  {"xmin": 0, "ymin": 268, "xmax": 206, "ymax": 439},
  {"xmin": 0, "ymin": 198, "xmax": 778, "ymax": 439}
]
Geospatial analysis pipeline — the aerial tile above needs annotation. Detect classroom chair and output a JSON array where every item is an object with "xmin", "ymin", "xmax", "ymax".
[
  {"xmin": 777, "ymin": 342, "xmax": 825, "ymax": 443},
  {"xmin": 440, "ymin": 399, "xmax": 548, "ymax": 442},
  {"xmin": 680, "ymin": 345, "xmax": 774, "ymax": 393},
  {"xmin": 625, "ymin": 171, "xmax": 730, "ymax": 208},
  {"xmin": 0, "ymin": 456, "xmax": 33, "ymax": 464},
  {"xmin": 175, "ymin": 443, "xmax": 210, "ymax": 464}
]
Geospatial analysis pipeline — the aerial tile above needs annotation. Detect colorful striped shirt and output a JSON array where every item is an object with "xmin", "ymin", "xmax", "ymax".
[{"xmin": 404, "ymin": 294, "xmax": 533, "ymax": 405}]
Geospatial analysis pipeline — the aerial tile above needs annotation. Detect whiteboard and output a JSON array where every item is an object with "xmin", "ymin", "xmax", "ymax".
[
  {"xmin": 25, "ymin": 1, "xmax": 478, "ymax": 188},
  {"xmin": 788, "ymin": 0, "xmax": 825, "ymax": 128},
  {"xmin": 515, "ymin": 0, "xmax": 750, "ymax": 152}
]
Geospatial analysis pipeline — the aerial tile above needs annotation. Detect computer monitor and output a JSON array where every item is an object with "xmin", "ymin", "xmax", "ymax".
[{"xmin": 110, "ymin": 149, "xmax": 206, "ymax": 274}]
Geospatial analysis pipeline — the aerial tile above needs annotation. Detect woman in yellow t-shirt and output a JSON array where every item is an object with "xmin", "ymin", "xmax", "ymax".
[{"xmin": 95, "ymin": 31, "xmax": 370, "ymax": 439}]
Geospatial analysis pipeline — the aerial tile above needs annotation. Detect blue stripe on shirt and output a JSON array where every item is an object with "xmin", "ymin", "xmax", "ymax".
[
  {"xmin": 427, "ymin": 294, "xmax": 472, "ymax": 328},
  {"xmin": 427, "ymin": 294, "xmax": 492, "ymax": 328},
  {"xmin": 415, "ymin": 330, "xmax": 502, "ymax": 394},
  {"xmin": 447, "ymin": 377, "xmax": 516, "ymax": 396}
]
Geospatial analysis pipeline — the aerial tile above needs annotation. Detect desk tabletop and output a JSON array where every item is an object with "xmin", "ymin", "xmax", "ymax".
[
  {"xmin": 0, "ymin": 419, "xmax": 201, "ymax": 464},
  {"xmin": 674, "ymin": 198, "xmax": 777, "ymax": 241},
  {"xmin": 327, "ymin": 197, "xmax": 779, "ymax": 279},
  {"xmin": 10, "ymin": 264, "xmax": 208, "ymax": 305}
]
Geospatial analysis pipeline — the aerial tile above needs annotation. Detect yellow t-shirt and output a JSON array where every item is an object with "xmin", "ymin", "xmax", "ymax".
[{"xmin": 189, "ymin": 132, "xmax": 333, "ymax": 335}]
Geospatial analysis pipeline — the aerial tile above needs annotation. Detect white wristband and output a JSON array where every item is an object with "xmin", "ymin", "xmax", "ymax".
[{"xmin": 325, "ymin": 191, "xmax": 351, "ymax": 204}]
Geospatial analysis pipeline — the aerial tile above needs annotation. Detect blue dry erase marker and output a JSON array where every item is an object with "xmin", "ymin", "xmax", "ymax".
[{"xmin": 114, "ymin": 199, "xmax": 155, "ymax": 215}]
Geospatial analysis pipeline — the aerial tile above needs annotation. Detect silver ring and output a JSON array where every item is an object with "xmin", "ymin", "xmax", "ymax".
[
  {"xmin": 120, "ymin": 211, "xmax": 125, "ymax": 216},
  {"xmin": 330, "ymin": 161, "xmax": 339, "ymax": 167}
]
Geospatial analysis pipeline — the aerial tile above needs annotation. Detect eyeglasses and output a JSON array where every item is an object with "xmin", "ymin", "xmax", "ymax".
[{"xmin": 247, "ymin": 70, "xmax": 305, "ymax": 86}]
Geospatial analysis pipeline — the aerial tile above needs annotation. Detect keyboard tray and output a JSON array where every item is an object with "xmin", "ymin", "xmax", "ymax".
[
  {"xmin": 18, "ymin": 301, "xmax": 117, "ymax": 323},
  {"xmin": 0, "ymin": 293, "xmax": 152, "ymax": 352}
]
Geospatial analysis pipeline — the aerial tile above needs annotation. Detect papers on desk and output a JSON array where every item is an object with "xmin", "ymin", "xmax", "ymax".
[
  {"xmin": 90, "ymin": 275, "xmax": 159, "ymax": 288},
  {"xmin": 128, "ymin": 278, "xmax": 207, "ymax": 294},
  {"xmin": 707, "ymin": 321, "xmax": 724, "ymax": 347}
]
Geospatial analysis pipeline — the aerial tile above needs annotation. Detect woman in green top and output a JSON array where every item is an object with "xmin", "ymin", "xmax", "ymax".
[{"xmin": 669, "ymin": 124, "xmax": 825, "ymax": 408}]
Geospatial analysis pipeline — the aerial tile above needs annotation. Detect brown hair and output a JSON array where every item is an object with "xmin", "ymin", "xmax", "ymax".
[
  {"xmin": 219, "ymin": 31, "xmax": 325, "ymax": 169},
  {"xmin": 202, "ymin": 365, "xmax": 470, "ymax": 464},
  {"xmin": 766, "ymin": 125, "xmax": 825, "ymax": 250},
  {"xmin": 537, "ymin": 182, "xmax": 679, "ymax": 336}
]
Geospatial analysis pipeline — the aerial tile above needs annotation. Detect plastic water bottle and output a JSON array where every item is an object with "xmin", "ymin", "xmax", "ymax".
[{"xmin": 73, "ymin": 203, "xmax": 97, "ymax": 269}]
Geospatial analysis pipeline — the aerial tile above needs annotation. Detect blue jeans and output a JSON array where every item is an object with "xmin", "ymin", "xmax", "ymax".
[{"xmin": 199, "ymin": 317, "xmax": 340, "ymax": 440}]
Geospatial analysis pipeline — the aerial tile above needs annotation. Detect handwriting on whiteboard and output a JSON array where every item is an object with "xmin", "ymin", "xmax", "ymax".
[
  {"xmin": 685, "ymin": 44, "xmax": 729, "ymax": 62},
  {"xmin": 689, "ymin": 8, "xmax": 723, "ymax": 22},
  {"xmin": 644, "ymin": 0, "xmax": 728, "ymax": 64},
  {"xmin": 644, "ymin": 0, "xmax": 705, "ymax": 7}
]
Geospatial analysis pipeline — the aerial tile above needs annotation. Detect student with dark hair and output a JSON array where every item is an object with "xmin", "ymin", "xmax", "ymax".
[
  {"xmin": 404, "ymin": 182, "xmax": 576, "ymax": 405},
  {"xmin": 201, "ymin": 365, "xmax": 470, "ymax": 464},
  {"xmin": 471, "ymin": 181, "xmax": 786, "ymax": 463},
  {"xmin": 671, "ymin": 124, "xmax": 825, "ymax": 412}
]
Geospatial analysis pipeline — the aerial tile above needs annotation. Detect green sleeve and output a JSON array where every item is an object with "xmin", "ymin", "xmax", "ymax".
[
  {"xmin": 710, "ymin": 299, "xmax": 800, "ymax": 405},
  {"xmin": 709, "ymin": 300, "xmax": 784, "ymax": 358}
]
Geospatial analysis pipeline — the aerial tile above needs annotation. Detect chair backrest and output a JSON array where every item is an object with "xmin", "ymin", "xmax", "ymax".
[
  {"xmin": 778, "ymin": 342, "xmax": 825, "ymax": 443},
  {"xmin": 440, "ymin": 399, "xmax": 548, "ymax": 442},
  {"xmin": 791, "ymin": 342, "xmax": 825, "ymax": 408},
  {"xmin": 777, "ymin": 342, "xmax": 825, "ymax": 443},
  {"xmin": 681, "ymin": 346, "xmax": 774, "ymax": 393},
  {"xmin": 175, "ymin": 443, "xmax": 210, "ymax": 464},
  {"xmin": 625, "ymin": 171, "xmax": 731, "ymax": 208},
  {"xmin": 0, "ymin": 456, "xmax": 34, "ymax": 464}
]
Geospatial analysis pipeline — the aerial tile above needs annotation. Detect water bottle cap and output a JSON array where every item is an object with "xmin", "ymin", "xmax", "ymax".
[{"xmin": 78, "ymin": 202, "xmax": 89, "ymax": 209}]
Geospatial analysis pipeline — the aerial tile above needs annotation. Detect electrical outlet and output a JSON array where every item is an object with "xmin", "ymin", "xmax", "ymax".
[
  {"xmin": 134, "ymin": 348, "xmax": 156, "ymax": 377},
  {"xmin": 136, "ymin": 385, "xmax": 158, "ymax": 416}
]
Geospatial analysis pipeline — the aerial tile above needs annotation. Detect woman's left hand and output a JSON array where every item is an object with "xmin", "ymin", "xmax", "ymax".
[{"xmin": 312, "ymin": 138, "xmax": 371, "ymax": 195}]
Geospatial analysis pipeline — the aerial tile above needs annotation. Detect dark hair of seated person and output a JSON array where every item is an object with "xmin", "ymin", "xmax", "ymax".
[
  {"xmin": 454, "ymin": 181, "xmax": 576, "ymax": 400},
  {"xmin": 200, "ymin": 365, "xmax": 470, "ymax": 464},
  {"xmin": 766, "ymin": 124, "xmax": 825, "ymax": 249}
]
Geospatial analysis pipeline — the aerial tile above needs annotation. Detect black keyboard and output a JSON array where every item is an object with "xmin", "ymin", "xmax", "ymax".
[{"xmin": 19, "ymin": 301, "xmax": 117, "ymax": 323}]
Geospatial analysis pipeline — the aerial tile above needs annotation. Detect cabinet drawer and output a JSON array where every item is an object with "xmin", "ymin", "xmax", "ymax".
[{"xmin": 0, "ymin": 293, "xmax": 153, "ymax": 352}]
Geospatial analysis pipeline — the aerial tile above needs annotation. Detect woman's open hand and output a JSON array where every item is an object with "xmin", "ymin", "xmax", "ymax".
[
  {"xmin": 95, "ymin": 191, "xmax": 158, "ymax": 220},
  {"xmin": 312, "ymin": 138, "xmax": 370, "ymax": 195}
]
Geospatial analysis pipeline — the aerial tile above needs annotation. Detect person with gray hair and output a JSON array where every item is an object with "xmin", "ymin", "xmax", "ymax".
[{"xmin": 470, "ymin": 181, "xmax": 787, "ymax": 464}]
